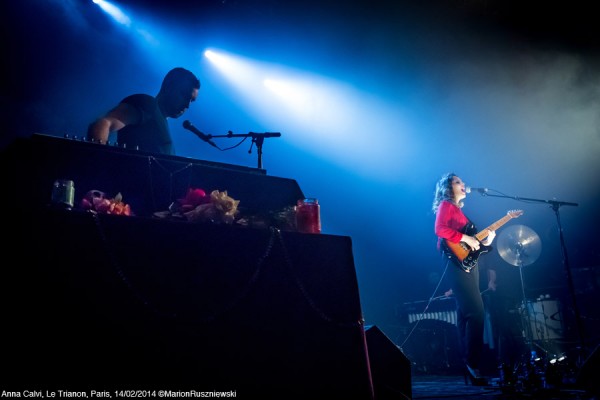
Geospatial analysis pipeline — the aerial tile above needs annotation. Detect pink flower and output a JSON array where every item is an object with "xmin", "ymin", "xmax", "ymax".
[{"xmin": 79, "ymin": 190, "xmax": 132, "ymax": 216}]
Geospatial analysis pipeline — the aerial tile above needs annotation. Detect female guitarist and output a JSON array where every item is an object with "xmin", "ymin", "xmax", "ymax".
[{"xmin": 433, "ymin": 172, "xmax": 496, "ymax": 386}]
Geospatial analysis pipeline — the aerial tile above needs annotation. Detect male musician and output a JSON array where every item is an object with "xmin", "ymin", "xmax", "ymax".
[{"xmin": 88, "ymin": 67, "xmax": 200, "ymax": 155}]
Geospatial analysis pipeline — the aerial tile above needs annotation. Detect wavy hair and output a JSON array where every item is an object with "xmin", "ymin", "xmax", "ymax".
[{"xmin": 432, "ymin": 172, "xmax": 463, "ymax": 213}]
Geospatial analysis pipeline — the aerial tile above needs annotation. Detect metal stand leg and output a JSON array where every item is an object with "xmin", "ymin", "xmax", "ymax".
[{"xmin": 514, "ymin": 257, "xmax": 550, "ymax": 392}]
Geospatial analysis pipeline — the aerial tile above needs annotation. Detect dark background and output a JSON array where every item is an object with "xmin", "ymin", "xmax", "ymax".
[{"xmin": 2, "ymin": 0, "xmax": 599, "ymax": 357}]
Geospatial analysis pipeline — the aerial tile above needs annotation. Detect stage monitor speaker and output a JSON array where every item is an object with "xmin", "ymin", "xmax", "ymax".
[
  {"xmin": 577, "ymin": 344, "xmax": 600, "ymax": 396},
  {"xmin": 365, "ymin": 325, "xmax": 411, "ymax": 400}
]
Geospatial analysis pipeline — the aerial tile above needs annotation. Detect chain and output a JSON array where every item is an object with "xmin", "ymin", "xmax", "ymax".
[
  {"xmin": 91, "ymin": 212, "xmax": 277, "ymax": 324},
  {"xmin": 274, "ymin": 229, "xmax": 364, "ymax": 329}
]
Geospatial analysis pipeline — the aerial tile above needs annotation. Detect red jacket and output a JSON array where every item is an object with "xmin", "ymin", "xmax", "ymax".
[{"xmin": 435, "ymin": 200, "xmax": 468, "ymax": 250}]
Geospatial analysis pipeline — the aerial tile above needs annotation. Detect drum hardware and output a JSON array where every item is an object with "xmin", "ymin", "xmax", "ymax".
[
  {"xmin": 497, "ymin": 225, "xmax": 548, "ymax": 390},
  {"xmin": 498, "ymin": 224, "xmax": 543, "ymax": 350},
  {"xmin": 497, "ymin": 225, "xmax": 577, "ymax": 392},
  {"xmin": 474, "ymin": 190, "xmax": 583, "ymax": 394}
]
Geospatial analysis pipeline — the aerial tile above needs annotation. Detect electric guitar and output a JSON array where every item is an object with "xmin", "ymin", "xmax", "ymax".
[{"xmin": 443, "ymin": 209, "xmax": 524, "ymax": 272}]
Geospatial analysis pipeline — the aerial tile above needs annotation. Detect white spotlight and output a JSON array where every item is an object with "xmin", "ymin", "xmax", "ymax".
[
  {"xmin": 204, "ymin": 50, "xmax": 221, "ymax": 62},
  {"xmin": 93, "ymin": 0, "xmax": 131, "ymax": 27}
]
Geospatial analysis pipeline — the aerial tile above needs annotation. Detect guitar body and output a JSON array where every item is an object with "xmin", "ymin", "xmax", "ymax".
[
  {"xmin": 443, "ymin": 239, "xmax": 490, "ymax": 273},
  {"xmin": 440, "ymin": 209, "xmax": 523, "ymax": 273}
]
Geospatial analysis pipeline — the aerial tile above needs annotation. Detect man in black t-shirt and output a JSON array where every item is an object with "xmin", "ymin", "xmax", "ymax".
[{"xmin": 88, "ymin": 67, "xmax": 200, "ymax": 155}]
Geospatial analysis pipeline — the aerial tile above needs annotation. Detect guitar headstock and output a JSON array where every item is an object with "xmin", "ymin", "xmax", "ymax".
[{"xmin": 507, "ymin": 209, "xmax": 524, "ymax": 218}]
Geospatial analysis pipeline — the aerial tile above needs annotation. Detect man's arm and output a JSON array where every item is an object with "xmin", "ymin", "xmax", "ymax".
[{"xmin": 87, "ymin": 102, "xmax": 138, "ymax": 143}]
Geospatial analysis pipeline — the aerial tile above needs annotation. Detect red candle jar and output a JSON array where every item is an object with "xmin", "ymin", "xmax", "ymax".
[{"xmin": 296, "ymin": 198, "xmax": 321, "ymax": 234}]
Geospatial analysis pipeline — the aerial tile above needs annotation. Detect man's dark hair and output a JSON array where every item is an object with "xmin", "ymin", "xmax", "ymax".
[{"xmin": 161, "ymin": 67, "xmax": 200, "ymax": 91}]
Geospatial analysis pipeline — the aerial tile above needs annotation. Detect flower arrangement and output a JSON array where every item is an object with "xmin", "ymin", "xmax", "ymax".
[
  {"xmin": 157, "ymin": 187, "xmax": 240, "ymax": 224},
  {"xmin": 153, "ymin": 187, "xmax": 300, "ymax": 230},
  {"xmin": 80, "ymin": 190, "xmax": 133, "ymax": 216},
  {"xmin": 235, "ymin": 205, "xmax": 296, "ymax": 231}
]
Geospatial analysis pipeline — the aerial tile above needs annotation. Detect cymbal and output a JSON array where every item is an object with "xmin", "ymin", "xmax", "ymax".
[{"xmin": 497, "ymin": 224, "xmax": 542, "ymax": 267}]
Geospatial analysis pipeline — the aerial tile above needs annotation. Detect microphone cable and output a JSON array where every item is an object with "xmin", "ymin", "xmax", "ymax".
[{"xmin": 398, "ymin": 256, "xmax": 450, "ymax": 350}]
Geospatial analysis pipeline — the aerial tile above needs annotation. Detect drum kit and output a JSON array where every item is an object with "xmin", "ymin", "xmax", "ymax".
[{"xmin": 496, "ymin": 224, "xmax": 575, "ymax": 391}]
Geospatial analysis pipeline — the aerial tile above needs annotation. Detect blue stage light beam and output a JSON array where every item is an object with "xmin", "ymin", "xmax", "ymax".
[
  {"xmin": 90, "ymin": 0, "xmax": 185, "ymax": 70},
  {"xmin": 203, "ymin": 48, "xmax": 414, "ymax": 182},
  {"xmin": 92, "ymin": 0, "xmax": 131, "ymax": 27}
]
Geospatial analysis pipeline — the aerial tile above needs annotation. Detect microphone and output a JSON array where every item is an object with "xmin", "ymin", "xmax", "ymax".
[
  {"xmin": 466, "ymin": 187, "xmax": 488, "ymax": 194},
  {"xmin": 183, "ymin": 120, "xmax": 217, "ymax": 148},
  {"xmin": 249, "ymin": 132, "xmax": 281, "ymax": 138}
]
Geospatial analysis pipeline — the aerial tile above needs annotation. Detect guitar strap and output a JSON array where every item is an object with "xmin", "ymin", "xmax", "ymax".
[{"xmin": 463, "ymin": 215, "xmax": 478, "ymax": 236}]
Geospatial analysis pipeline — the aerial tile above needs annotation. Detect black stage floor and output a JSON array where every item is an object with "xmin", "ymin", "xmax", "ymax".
[
  {"xmin": 394, "ymin": 305, "xmax": 600, "ymax": 400},
  {"xmin": 411, "ymin": 371, "xmax": 597, "ymax": 400}
]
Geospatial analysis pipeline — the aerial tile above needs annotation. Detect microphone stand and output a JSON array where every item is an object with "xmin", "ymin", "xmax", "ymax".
[
  {"xmin": 209, "ymin": 131, "xmax": 281, "ymax": 169},
  {"xmin": 477, "ymin": 191, "xmax": 586, "ymax": 360}
]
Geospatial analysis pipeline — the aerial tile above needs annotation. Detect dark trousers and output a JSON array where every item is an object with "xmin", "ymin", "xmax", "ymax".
[{"xmin": 444, "ymin": 257, "xmax": 485, "ymax": 369}]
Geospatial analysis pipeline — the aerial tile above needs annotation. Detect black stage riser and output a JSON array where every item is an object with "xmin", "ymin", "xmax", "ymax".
[{"xmin": 2, "ymin": 209, "xmax": 373, "ymax": 399}]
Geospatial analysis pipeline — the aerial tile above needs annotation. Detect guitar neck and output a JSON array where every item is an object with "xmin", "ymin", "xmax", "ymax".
[{"xmin": 475, "ymin": 215, "xmax": 514, "ymax": 241}]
